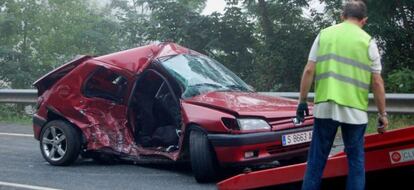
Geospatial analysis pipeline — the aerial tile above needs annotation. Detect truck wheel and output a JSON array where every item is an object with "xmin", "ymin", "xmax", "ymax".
[
  {"xmin": 40, "ymin": 120, "xmax": 81, "ymax": 166},
  {"xmin": 189, "ymin": 129, "xmax": 219, "ymax": 183}
]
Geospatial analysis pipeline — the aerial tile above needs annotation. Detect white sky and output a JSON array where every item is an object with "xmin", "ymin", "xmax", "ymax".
[
  {"xmin": 202, "ymin": 0, "xmax": 324, "ymax": 16},
  {"xmin": 202, "ymin": 0, "xmax": 226, "ymax": 15}
]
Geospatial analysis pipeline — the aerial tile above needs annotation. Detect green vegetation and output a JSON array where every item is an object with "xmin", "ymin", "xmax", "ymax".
[
  {"xmin": 0, "ymin": 104, "xmax": 31, "ymax": 124},
  {"xmin": 0, "ymin": 0, "xmax": 413, "ymax": 92},
  {"xmin": 366, "ymin": 114, "xmax": 414, "ymax": 134}
]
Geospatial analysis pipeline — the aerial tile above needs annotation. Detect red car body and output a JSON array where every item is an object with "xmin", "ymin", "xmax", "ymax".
[{"xmin": 32, "ymin": 43, "xmax": 313, "ymax": 182}]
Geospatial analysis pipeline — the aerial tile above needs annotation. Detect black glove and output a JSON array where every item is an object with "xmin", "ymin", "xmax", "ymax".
[{"xmin": 296, "ymin": 102, "xmax": 309, "ymax": 122}]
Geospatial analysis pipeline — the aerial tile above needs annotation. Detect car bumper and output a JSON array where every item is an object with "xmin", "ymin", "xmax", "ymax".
[
  {"xmin": 208, "ymin": 126, "xmax": 313, "ymax": 166},
  {"xmin": 32, "ymin": 114, "xmax": 46, "ymax": 140}
]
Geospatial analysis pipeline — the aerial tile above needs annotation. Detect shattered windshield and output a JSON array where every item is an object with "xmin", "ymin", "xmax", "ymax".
[{"xmin": 160, "ymin": 54, "xmax": 253, "ymax": 98}]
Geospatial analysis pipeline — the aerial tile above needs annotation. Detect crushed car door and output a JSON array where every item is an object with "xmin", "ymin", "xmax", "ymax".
[{"xmin": 79, "ymin": 65, "xmax": 134, "ymax": 152}]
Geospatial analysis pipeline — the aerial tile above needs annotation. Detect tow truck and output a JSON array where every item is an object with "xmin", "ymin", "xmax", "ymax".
[{"xmin": 218, "ymin": 126, "xmax": 414, "ymax": 190}]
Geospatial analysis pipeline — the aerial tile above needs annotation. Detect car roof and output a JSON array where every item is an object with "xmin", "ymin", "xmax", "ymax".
[{"xmin": 94, "ymin": 42, "xmax": 198, "ymax": 73}]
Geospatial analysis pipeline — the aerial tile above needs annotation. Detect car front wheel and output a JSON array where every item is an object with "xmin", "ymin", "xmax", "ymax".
[
  {"xmin": 40, "ymin": 120, "xmax": 81, "ymax": 166},
  {"xmin": 189, "ymin": 129, "xmax": 219, "ymax": 183}
]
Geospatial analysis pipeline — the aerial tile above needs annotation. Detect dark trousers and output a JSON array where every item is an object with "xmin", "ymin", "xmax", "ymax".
[{"xmin": 302, "ymin": 118, "xmax": 367, "ymax": 190}]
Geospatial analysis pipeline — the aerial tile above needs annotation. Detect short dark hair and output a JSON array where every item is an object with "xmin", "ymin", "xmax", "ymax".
[{"xmin": 342, "ymin": 1, "xmax": 367, "ymax": 20}]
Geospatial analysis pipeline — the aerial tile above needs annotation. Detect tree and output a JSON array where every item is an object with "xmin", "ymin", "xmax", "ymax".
[
  {"xmin": 0, "ymin": 0, "xmax": 44, "ymax": 88},
  {"xmin": 225, "ymin": 0, "xmax": 315, "ymax": 91},
  {"xmin": 0, "ymin": 0, "xmax": 121, "ymax": 88},
  {"xmin": 0, "ymin": 0, "xmax": 412, "ymax": 93},
  {"xmin": 321, "ymin": 0, "xmax": 414, "ymax": 93}
]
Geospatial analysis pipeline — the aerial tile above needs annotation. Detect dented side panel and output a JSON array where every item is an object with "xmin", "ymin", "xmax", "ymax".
[
  {"xmin": 39, "ymin": 60, "xmax": 140, "ymax": 154},
  {"xmin": 38, "ymin": 59, "xmax": 183, "ymax": 160}
]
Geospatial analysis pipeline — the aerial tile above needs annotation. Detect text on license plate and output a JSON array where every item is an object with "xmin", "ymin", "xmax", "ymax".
[{"xmin": 282, "ymin": 131, "xmax": 313, "ymax": 146}]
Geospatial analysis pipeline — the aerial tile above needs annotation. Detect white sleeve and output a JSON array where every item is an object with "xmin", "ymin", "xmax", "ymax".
[
  {"xmin": 369, "ymin": 39, "xmax": 382, "ymax": 73},
  {"xmin": 308, "ymin": 34, "xmax": 320, "ymax": 62}
]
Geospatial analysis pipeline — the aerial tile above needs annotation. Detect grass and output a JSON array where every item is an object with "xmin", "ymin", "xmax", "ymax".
[
  {"xmin": 0, "ymin": 104, "xmax": 32, "ymax": 125},
  {"xmin": 366, "ymin": 113, "xmax": 414, "ymax": 134},
  {"xmin": 0, "ymin": 115, "xmax": 31, "ymax": 125}
]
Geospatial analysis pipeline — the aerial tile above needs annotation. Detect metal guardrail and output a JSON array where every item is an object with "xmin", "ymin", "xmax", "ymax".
[
  {"xmin": 261, "ymin": 92, "xmax": 414, "ymax": 113},
  {"xmin": 0, "ymin": 89, "xmax": 413, "ymax": 113},
  {"xmin": 0, "ymin": 89, "xmax": 37, "ymax": 103}
]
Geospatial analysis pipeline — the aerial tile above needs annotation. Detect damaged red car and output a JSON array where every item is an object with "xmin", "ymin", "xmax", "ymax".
[{"xmin": 32, "ymin": 43, "xmax": 313, "ymax": 182}]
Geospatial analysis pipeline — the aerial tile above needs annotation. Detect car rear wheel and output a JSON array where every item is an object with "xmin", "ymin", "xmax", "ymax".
[
  {"xmin": 189, "ymin": 129, "xmax": 219, "ymax": 183},
  {"xmin": 40, "ymin": 120, "xmax": 81, "ymax": 166}
]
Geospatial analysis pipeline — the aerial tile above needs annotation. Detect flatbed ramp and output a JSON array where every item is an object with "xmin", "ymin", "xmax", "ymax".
[{"xmin": 217, "ymin": 126, "xmax": 414, "ymax": 190}]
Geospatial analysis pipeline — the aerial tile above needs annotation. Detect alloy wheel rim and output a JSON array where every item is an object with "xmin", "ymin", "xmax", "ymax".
[{"xmin": 42, "ymin": 126, "xmax": 67, "ymax": 161}]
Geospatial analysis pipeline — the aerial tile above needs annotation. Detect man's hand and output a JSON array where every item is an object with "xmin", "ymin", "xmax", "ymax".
[
  {"xmin": 377, "ymin": 114, "xmax": 389, "ymax": 134},
  {"xmin": 297, "ymin": 61, "xmax": 314, "ymax": 123},
  {"xmin": 296, "ymin": 102, "xmax": 309, "ymax": 122}
]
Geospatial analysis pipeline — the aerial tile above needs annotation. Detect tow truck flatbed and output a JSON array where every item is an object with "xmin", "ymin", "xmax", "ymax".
[{"xmin": 217, "ymin": 126, "xmax": 414, "ymax": 190}]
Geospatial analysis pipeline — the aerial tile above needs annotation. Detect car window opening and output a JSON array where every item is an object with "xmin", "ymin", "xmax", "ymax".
[
  {"xmin": 83, "ymin": 67, "xmax": 128, "ymax": 103},
  {"xmin": 129, "ymin": 70, "xmax": 182, "ymax": 152}
]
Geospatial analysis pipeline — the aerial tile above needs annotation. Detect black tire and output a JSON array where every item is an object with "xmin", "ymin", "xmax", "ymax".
[
  {"xmin": 39, "ymin": 120, "xmax": 81, "ymax": 166},
  {"xmin": 189, "ymin": 129, "xmax": 219, "ymax": 183}
]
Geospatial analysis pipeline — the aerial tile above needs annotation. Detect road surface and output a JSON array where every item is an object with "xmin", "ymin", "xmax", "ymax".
[{"xmin": 0, "ymin": 122, "xmax": 215, "ymax": 190}]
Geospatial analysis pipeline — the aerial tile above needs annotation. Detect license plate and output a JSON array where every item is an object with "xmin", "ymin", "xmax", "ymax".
[{"xmin": 282, "ymin": 131, "xmax": 313, "ymax": 146}]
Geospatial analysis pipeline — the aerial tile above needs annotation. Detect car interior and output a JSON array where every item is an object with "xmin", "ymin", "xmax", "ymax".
[
  {"xmin": 129, "ymin": 69, "xmax": 182, "ymax": 152},
  {"xmin": 83, "ymin": 67, "xmax": 128, "ymax": 103}
]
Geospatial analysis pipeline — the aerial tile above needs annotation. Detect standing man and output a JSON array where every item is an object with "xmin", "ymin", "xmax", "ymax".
[{"xmin": 297, "ymin": 1, "xmax": 388, "ymax": 190}]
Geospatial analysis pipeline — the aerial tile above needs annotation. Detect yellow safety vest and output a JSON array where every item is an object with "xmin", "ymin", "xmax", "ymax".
[{"xmin": 315, "ymin": 21, "xmax": 372, "ymax": 111}]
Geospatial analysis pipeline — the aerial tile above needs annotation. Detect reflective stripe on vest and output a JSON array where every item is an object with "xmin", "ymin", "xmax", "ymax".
[{"xmin": 315, "ymin": 22, "xmax": 372, "ymax": 111}]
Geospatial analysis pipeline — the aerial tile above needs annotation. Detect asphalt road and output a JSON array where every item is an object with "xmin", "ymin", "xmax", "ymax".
[
  {"xmin": 0, "ymin": 123, "xmax": 216, "ymax": 190},
  {"xmin": 4, "ymin": 122, "xmax": 409, "ymax": 190}
]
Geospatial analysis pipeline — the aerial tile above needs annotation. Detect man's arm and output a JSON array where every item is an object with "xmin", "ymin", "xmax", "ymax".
[
  {"xmin": 369, "ymin": 38, "xmax": 388, "ymax": 133},
  {"xmin": 371, "ymin": 73, "xmax": 388, "ymax": 132},
  {"xmin": 299, "ymin": 61, "xmax": 316, "ymax": 102},
  {"xmin": 372, "ymin": 73, "xmax": 386, "ymax": 113},
  {"xmin": 296, "ymin": 35, "xmax": 318, "ymax": 121}
]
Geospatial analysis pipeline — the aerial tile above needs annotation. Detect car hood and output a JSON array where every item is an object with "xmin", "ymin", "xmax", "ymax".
[{"xmin": 184, "ymin": 91, "xmax": 309, "ymax": 119}]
